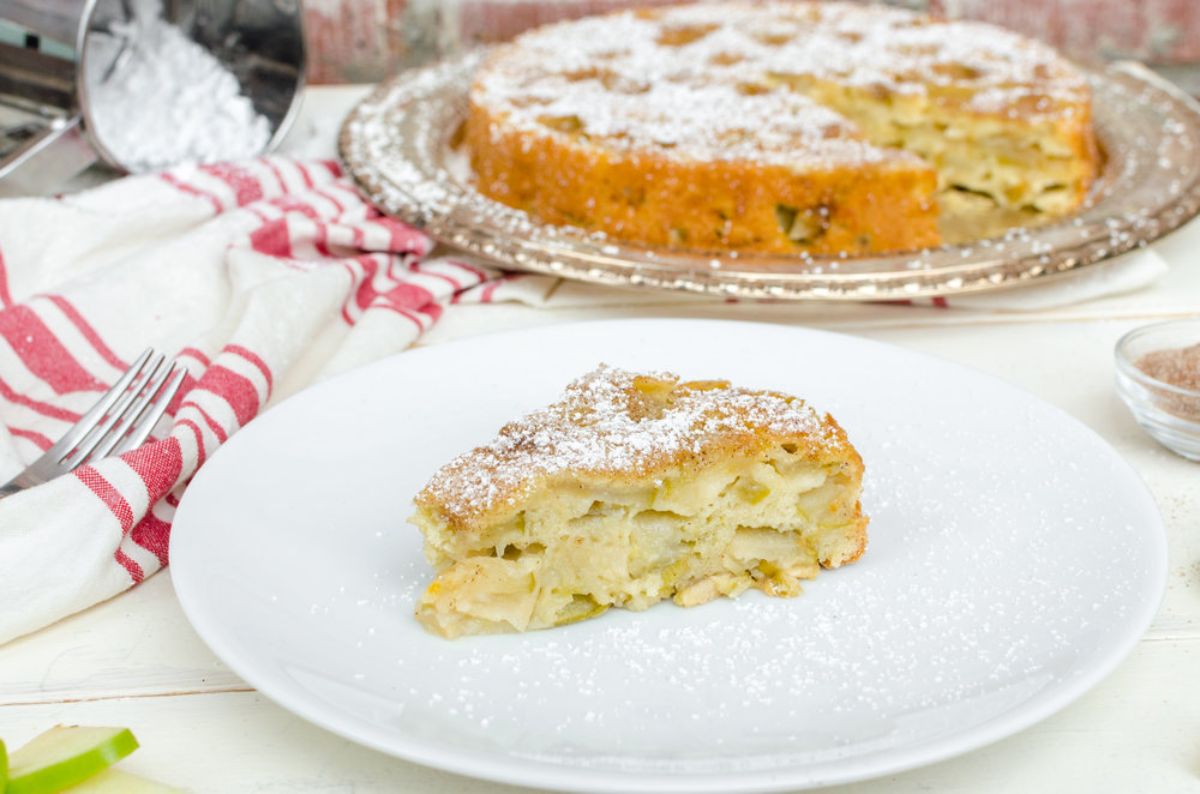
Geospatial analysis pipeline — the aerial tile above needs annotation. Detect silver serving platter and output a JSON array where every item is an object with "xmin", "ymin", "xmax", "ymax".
[{"xmin": 340, "ymin": 53, "xmax": 1200, "ymax": 301}]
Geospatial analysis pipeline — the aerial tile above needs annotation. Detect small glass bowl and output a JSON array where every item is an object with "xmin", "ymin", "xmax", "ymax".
[{"xmin": 1115, "ymin": 319, "xmax": 1200, "ymax": 462}]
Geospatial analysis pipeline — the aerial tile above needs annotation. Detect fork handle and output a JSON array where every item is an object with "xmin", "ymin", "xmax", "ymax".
[{"xmin": 0, "ymin": 469, "xmax": 46, "ymax": 500}]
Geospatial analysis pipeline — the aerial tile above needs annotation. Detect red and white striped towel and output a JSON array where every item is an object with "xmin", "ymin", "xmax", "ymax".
[
  {"xmin": 0, "ymin": 157, "xmax": 1167, "ymax": 645},
  {"xmin": 0, "ymin": 158, "xmax": 515, "ymax": 644}
]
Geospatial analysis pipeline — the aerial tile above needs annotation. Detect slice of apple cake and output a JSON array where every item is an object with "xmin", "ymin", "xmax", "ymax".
[{"xmin": 411, "ymin": 365, "xmax": 868, "ymax": 638}]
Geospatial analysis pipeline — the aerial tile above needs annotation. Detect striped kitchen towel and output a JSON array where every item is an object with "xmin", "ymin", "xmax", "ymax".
[
  {"xmin": 0, "ymin": 157, "xmax": 1167, "ymax": 644},
  {"xmin": 0, "ymin": 158, "xmax": 511, "ymax": 644}
]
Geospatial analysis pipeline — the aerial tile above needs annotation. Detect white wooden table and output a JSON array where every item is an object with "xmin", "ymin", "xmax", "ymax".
[{"xmin": 2, "ymin": 87, "xmax": 1198, "ymax": 793}]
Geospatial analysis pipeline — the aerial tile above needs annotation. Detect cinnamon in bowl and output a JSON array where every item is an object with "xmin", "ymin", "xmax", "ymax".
[
  {"xmin": 1116, "ymin": 320, "xmax": 1200, "ymax": 461},
  {"xmin": 1135, "ymin": 343, "xmax": 1200, "ymax": 422}
]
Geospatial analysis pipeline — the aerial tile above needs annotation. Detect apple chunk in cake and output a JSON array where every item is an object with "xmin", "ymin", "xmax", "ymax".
[{"xmin": 411, "ymin": 366, "xmax": 868, "ymax": 638}]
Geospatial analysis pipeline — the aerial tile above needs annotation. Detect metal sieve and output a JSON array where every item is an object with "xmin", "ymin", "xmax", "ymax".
[{"xmin": 0, "ymin": 0, "xmax": 305, "ymax": 195}]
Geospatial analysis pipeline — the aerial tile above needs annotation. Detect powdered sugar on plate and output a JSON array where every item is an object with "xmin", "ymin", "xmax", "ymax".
[{"xmin": 169, "ymin": 319, "xmax": 1167, "ymax": 788}]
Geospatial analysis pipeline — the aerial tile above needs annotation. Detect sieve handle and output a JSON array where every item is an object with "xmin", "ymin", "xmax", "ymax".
[{"xmin": 0, "ymin": 114, "xmax": 97, "ymax": 198}]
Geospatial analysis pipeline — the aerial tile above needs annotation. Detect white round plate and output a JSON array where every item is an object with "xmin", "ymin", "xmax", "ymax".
[{"xmin": 171, "ymin": 319, "xmax": 1166, "ymax": 793}]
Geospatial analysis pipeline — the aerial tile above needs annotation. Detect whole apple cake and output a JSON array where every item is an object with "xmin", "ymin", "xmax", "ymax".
[{"xmin": 465, "ymin": 1, "xmax": 1098, "ymax": 255}]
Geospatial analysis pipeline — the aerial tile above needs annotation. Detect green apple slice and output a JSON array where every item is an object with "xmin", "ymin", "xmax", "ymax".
[
  {"xmin": 64, "ymin": 769, "xmax": 183, "ymax": 792},
  {"xmin": 2, "ymin": 737, "xmax": 9, "ymax": 788},
  {"xmin": 8, "ymin": 726, "xmax": 139, "ymax": 794}
]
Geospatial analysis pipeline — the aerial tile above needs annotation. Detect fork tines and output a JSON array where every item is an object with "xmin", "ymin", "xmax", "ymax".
[{"xmin": 54, "ymin": 349, "xmax": 186, "ymax": 467}]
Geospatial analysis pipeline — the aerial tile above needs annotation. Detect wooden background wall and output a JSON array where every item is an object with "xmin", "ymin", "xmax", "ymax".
[{"xmin": 302, "ymin": 0, "xmax": 1200, "ymax": 88}]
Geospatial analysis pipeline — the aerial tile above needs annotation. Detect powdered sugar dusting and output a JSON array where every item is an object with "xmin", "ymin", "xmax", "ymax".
[
  {"xmin": 390, "ymin": 418, "xmax": 1149, "ymax": 772},
  {"xmin": 85, "ymin": 4, "xmax": 272, "ymax": 172},
  {"xmin": 188, "ymin": 323, "xmax": 1165, "ymax": 783},
  {"xmin": 473, "ymin": 1, "xmax": 1088, "ymax": 166},
  {"xmin": 278, "ymin": 371, "xmax": 1157, "ymax": 776},
  {"xmin": 418, "ymin": 365, "xmax": 837, "ymax": 523}
]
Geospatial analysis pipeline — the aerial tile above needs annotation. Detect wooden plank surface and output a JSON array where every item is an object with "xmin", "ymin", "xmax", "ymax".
[
  {"xmin": 1, "ymin": 84, "xmax": 1198, "ymax": 793},
  {"xmin": 2, "ymin": 598, "xmax": 1197, "ymax": 792}
]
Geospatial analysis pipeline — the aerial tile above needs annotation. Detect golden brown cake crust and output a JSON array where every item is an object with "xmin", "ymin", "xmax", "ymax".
[
  {"xmin": 466, "ymin": 1, "xmax": 1098, "ymax": 254},
  {"xmin": 415, "ymin": 365, "xmax": 865, "ymax": 546},
  {"xmin": 411, "ymin": 366, "xmax": 870, "ymax": 636}
]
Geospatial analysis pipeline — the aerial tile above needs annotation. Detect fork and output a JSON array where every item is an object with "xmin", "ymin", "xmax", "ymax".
[{"xmin": 0, "ymin": 349, "xmax": 187, "ymax": 500}]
